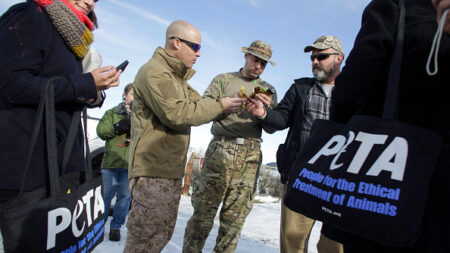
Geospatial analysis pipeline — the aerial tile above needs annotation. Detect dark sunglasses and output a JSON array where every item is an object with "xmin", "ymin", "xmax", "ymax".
[
  {"xmin": 171, "ymin": 37, "xmax": 201, "ymax": 52},
  {"xmin": 310, "ymin": 52, "xmax": 339, "ymax": 61}
]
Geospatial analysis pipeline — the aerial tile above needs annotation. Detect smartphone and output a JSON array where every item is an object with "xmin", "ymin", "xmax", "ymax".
[{"xmin": 116, "ymin": 60, "xmax": 129, "ymax": 72}]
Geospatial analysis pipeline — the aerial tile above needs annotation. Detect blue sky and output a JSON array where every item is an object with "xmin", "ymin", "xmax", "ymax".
[{"xmin": 1, "ymin": 0, "xmax": 371, "ymax": 163}]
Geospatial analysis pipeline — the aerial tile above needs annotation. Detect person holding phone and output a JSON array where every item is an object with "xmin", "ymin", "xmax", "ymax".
[{"xmin": 0, "ymin": 1, "xmax": 121, "ymax": 248}]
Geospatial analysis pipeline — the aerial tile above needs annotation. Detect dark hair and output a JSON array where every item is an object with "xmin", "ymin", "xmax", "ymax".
[
  {"xmin": 88, "ymin": 11, "xmax": 98, "ymax": 28},
  {"xmin": 124, "ymin": 83, "xmax": 133, "ymax": 95}
]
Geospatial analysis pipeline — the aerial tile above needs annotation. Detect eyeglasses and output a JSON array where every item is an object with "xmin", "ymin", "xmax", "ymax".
[
  {"xmin": 310, "ymin": 53, "xmax": 339, "ymax": 61},
  {"xmin": 170, "ymin": 37, "xmax": 201, "ymax": 52}
]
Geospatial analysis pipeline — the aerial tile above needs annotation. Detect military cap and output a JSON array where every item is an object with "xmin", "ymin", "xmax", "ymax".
[
  {"xmin": 241, "ymin": 40, "xmax": 275, "ymax": 66},
  {"xmin": 304, "ymin": 35, "xmax": 344, "ymax": 56}
]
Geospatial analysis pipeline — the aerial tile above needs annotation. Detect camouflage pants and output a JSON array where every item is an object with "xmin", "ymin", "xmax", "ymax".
[
  {"xmin": 124, "ymin": 177, "xmax": 182, "ymax": 253},
  {"xmin": 183, "ymin": 138, "xmax": 262, "ymax": 253}
]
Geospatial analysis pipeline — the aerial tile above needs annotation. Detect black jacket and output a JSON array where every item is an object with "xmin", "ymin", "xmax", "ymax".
[
  {"xmin": 261, "ymin": 78, "xmax": 316, "ymax": 184},
  {"xmin": 325, "ymin": 0, "xmax": 450, "ymax": 252},
  {"xmin": 0, "ymin": 1, "xmax": 99, "ymax": 195},
  {"xmin": 331, "ymin": 0, "xmax": 450, "ymax": 144}
]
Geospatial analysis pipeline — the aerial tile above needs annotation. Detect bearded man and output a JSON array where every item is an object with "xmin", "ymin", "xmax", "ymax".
[{"xmin": 245, "ymin": 35, "xmax": 345, "ymax": 253}]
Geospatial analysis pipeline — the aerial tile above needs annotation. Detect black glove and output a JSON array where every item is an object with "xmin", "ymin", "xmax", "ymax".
[{"xmin": 114, "ymin": 118, "xmax": 131, "ymax": 135}]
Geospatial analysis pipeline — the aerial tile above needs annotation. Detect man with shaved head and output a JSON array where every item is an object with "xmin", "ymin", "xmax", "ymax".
[
  {"xmin": 123, "ymin": 20, "xmax": 245, "ymax": 253},
  {"xmin": 164, "ymin": 20, "xmax": 202, "ymax": 69}
]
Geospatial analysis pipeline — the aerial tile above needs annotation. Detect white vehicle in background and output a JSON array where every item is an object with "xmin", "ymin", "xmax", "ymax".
[{"xmin": 86, "ymin": 115, "xmax": 105, "ymax": 172}]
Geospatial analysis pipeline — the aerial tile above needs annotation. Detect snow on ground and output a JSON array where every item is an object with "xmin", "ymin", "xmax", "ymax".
[
  {"xmin": 0, "ymin": 195, "xmax": 321, "ymax": 253},
  {"xmin": 92, "ymin": 195, "xmax": 321, "ymax": 253}
]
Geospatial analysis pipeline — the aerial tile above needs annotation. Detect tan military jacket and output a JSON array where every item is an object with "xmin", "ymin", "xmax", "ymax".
[{"xmin": 129, "ymin": 47, "xmax": 224, "ymax": 179}]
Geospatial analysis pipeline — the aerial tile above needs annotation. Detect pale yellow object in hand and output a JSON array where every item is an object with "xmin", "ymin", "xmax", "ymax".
[{"xmin": 238, "ymin": 86, "xmax": 245, "ymax": 113}]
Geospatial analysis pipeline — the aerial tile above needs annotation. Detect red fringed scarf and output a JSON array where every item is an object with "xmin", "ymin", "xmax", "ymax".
[
  {"xmin": 35, "ymin": 0, "xmax": 94, "ymax": 30},
  {"xmin": 34, "ymin": 0, "xmax": 94, "ymax": 58}
]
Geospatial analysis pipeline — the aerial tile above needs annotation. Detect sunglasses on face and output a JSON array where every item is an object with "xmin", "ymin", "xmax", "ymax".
[
  {"xmin": 310, "ymin": 52, "xmax": 339, "ymax": 61},
  {"xmin": 170, "ymin": 37, "xmax": 201, "ymax": 52}
]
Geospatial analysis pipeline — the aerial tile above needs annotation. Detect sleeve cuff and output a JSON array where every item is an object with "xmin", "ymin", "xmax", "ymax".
[
  {"xmin": 258, "ymin": 110, "xmax": 267, "ymax": 119},
  {"xmin": 258, "ymin": 104, "xmax": 269, "ymax": 119},
  {"xmin": 70, "ymin": 73, "xmax": 97, "ymax": 104}
]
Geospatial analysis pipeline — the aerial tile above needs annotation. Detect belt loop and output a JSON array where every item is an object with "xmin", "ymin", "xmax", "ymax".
[{"xmin": 235, "ymin": 137, "xmax": 245, "ymax": 145}]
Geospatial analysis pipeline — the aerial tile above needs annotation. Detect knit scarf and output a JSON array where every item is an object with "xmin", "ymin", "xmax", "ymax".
[{"xmin": 34, "ymin": 0, "xmax": 94, "ymax": 58}]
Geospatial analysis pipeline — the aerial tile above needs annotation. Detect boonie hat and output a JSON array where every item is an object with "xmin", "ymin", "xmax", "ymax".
[
  {"xmin": 304, "ymin": 35, "xmax": 344, "ymax": 56},
  {"xmin": 241, "ymin": 40, "xmax": 275, "ymax": 66}
]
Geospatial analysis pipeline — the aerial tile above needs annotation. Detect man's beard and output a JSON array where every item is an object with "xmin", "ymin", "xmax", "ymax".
[{"xmin": 313, "ymin": 65, "xmax": 335, "ymax": 82}]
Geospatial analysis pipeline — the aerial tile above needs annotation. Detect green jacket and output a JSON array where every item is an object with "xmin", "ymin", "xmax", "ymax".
[
  {"xmin": 129, "ymin": 47, "xmax": 224, "ymax": 179},
  {"xmin": 96, "ymin": 102, "xmax": 130, "ymax": 169}
]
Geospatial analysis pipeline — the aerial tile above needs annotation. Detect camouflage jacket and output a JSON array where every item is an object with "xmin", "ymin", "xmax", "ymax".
[{"xmin": 203, "ymin": 71, "xmax": 277, "ymax": 139}]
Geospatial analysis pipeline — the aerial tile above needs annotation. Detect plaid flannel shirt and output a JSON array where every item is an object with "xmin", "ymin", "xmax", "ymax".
[{"xmin": 300, "ymin": 82, "xmax": 332, "ymax": 146}]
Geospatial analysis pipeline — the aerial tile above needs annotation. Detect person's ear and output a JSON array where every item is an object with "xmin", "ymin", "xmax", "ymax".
[
  {"xmin": 336, "ymin": 54, "xmax": 344, "ymax": 64},
  {"xmin": 172, "ymin": 38, "xmax": 182, "ymax": 50}
]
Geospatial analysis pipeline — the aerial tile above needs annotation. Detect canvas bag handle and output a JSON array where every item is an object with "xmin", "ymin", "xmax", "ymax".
[
  {"xmin": 82, "ymin": 106, "xmax": 93, "ymax": 180},
  {"xmin": 382, "ymin": 0, "xmax": 406, "ymax": 120},
  {"xmin": 20, "ymin": 77, "xmax": 60, "ymax": 195},
  {"xmin": 20, "ymin": 78, "xmax": 92, "ymax": 196},
  {"xmin": 61, "ymin": 111, "xmax": 81, "ymax": 175}
]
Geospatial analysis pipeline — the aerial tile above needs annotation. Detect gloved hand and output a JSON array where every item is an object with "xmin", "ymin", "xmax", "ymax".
[{"xmin": 114, "ymin": 118, "xmax": 131, "ymax": 135}]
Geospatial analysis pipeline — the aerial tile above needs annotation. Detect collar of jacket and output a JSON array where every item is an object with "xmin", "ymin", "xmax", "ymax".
[
  {"xmin": 153, "ymin": 47, "xmax": 196, "ymax": 81},
  {"xmin": 114, "ymin": 102, "xmax": 128, "ymax": 115},
  {"xmin": 238, "ymin": 67, "xmax": 261, "ymax": 82}
]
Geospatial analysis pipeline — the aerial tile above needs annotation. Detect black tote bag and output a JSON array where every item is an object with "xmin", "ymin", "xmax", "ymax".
[
  {"xmin": 284, "ymin": 0, "xmax": 443, "ymax": 247},
  {"xmin": 0, "ymin": 78, "xmax": 105, "ymax": 253}
]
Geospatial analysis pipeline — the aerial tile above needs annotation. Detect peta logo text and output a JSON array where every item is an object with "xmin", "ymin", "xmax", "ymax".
[
  {"xmin": 308, "ymin": 131, "xmax": 408, "ymax": 181},
  {"xmin": 46, "ymin": 186, "xmax": 104, "ymax": 250}
]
